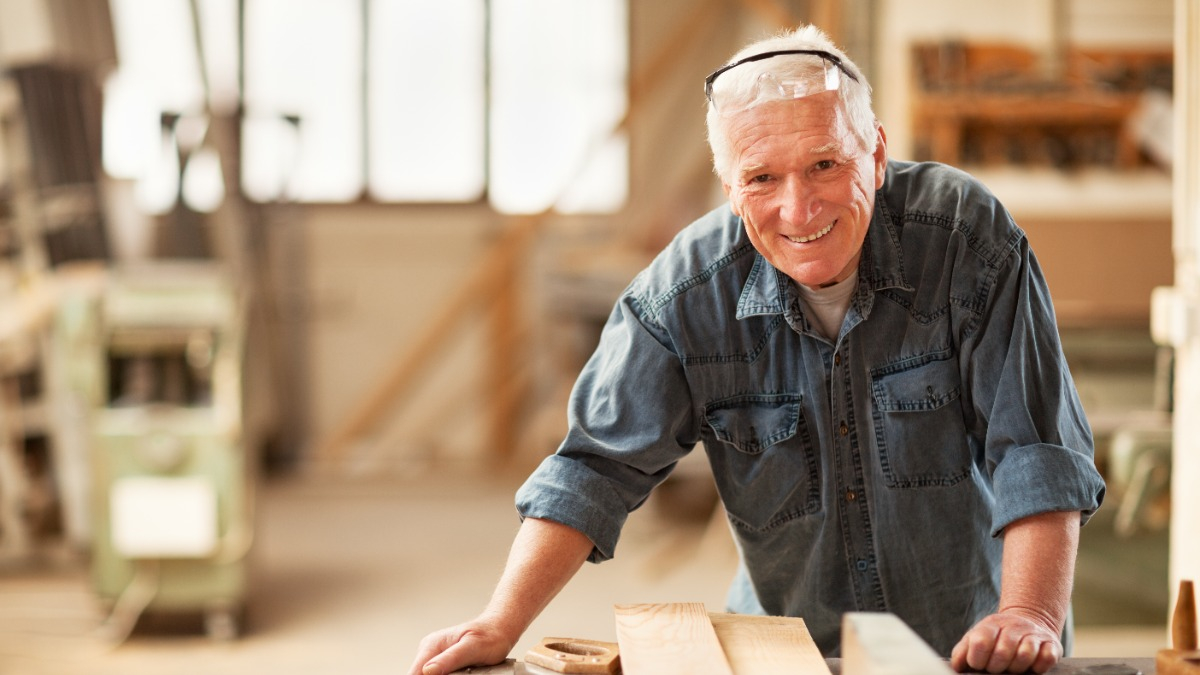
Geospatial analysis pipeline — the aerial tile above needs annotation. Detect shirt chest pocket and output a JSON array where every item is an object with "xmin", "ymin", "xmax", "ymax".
[
  {"xmin": 870, "ymin": 355, "xmax": 971, "ymax": 488},
  {"xmin": 703, "ymin": 393, "xmax": 820, "ymax": 532}
]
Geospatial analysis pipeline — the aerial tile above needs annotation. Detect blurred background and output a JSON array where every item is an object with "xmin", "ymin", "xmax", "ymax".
[{"xmin": 0, "ymin": 0, "xmax": 1196, "ymax": 673}]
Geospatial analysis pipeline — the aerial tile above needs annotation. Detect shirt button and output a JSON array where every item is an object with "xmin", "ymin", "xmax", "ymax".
[
  {"xmin": 839, "ymin": 422, "xmax": 849, "ymax": 436},
  {"xmin": 845, "ymin": 489, "xmax": 856, "ymax": 502},
  {"xmin": 834, "ymin": 353, "xmax": 842, "ymax": 366},
  {"xmin": 856, "ymin": 559, "xmax": 868, "ymax": 571}
]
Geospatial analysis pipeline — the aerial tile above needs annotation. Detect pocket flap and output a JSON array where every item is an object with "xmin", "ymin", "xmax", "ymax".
[
  {"xmin": 872, "ymin": 356, "xmax": 961, "ymax": 413},
  {"xmin": 705, "ymin": 393, "xmax": 803, "ymax": 454}
]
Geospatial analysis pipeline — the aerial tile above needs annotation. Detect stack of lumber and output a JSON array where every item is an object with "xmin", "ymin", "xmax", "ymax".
[{"xmin": 612, "ymin": 603, "xmax": 952, "ymax": 675}]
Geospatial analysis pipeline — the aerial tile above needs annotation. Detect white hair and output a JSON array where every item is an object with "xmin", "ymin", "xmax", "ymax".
[{"xmin": 705, "ymin": 25, "xmax": 876, "ymax": 183}]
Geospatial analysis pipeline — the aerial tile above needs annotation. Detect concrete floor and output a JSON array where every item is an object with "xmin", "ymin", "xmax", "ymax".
[
  {"xmin": 0, "ymin": 466, "xmax": 742, "ymax": 675},
  {"xmin": 0, "ymin": 458, "xmax": 1172, "ymax": 675}
]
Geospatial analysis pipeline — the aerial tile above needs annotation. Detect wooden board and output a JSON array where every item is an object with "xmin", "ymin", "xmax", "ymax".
[
  {"xmin": 708, "ymin": 612, "xmax": 831, "ymax": 675},
  {"xmin": 841, "ymin": 612, "xmax": 953, "ymax": 675},
  {"xmin": 613, "ymin": 603, "xmax": 733, "ymax": 675}
]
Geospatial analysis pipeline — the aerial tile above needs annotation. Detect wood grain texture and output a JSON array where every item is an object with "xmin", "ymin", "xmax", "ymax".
[
  {"xmin": 841, "ymin": 612, "xmax": 953, "ymax": 675},
  {"xmin": 708, "ymin": 612, "xmax": 831, "ymax": 675},
  {"xmin": 524, "ymin": 637, "xmax": 620, "ymax": 674},
  {"xmin": 613, "ymin": 603, "xmax": 733, "ymax": 675}
]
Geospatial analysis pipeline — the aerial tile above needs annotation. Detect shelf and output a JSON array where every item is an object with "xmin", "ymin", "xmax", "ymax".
[{"xmin": 965, "ymin": 166, "xmax": 1171, "ymax": 222}]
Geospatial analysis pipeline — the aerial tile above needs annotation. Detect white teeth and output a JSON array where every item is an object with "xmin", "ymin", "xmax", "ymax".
[{"xmin": 787, "ymin": 220, "xmax": 835, "ymax": 243}]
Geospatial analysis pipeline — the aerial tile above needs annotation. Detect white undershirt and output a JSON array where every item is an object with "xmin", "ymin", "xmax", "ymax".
[{"xmin": 796, "ymin": 270, "xmax": 859, "ymax": 340}]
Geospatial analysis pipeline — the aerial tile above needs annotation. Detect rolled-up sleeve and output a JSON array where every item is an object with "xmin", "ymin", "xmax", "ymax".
[
  {"xmin": 964, "ymin": 233, "xmax": 1106, "ymax": 537},
  {"xmin": 516, "ymin": 290, "xmax": 699, "ymax": 563}
]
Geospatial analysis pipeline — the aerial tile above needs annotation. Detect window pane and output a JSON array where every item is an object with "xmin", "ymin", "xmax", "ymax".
[
  {"xmin": 105, "ymin": 0, "xmax": 206, "ymax": 212},
  {"xmin": 108, "ymin": 0, "xmax": 206, "ymax": 114},
  {"xmin": 490, "ymin": 0, "xmax": 628, "ymax": 214},
  {"xmin": 193, "ymin": 0, "xmax": 241, "ymax": 113},
  {"xmin": 243, "ymin": 0, "xmax": 362, "ymax": 202},
  {"xmin": 367, "ymin": 0, "xmax": 485, "ymax": 202}
]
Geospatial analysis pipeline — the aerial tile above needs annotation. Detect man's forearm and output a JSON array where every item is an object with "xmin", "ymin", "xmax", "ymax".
[
  {"xmin": 999, "ymin": 510, "xmax": 1081, "ymax": 632},
  {"xmin": 409, "ymin": 518, "xmax": 594, "ymax": 675},
  {"xmin": 480, "ymin": 517, "xmax": 595, "ymax": 643},
  {"xmin": 950, "ymin": 510, "xmax": 1082, "ymax": 673}
]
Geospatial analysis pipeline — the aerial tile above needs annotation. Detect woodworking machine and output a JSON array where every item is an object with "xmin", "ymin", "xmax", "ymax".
[{"xmin": 86, "ymin": 263, "xmax": 252, "ymax": 641}]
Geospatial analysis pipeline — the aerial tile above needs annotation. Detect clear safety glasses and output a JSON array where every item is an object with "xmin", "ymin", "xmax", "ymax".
[{"xmin": 704, "ymin": 49, "xmax": 859, "ymax": 114}]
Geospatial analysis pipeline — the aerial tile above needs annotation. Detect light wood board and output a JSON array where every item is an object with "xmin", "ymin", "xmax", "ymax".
[
  {"xmin": 841, "ymin": 612, "xmax": 953, "ymax": 675},
  {"xmin": 708, "ymin": 612, "xmax": 831, "ymax": 674},
  {"xmin": 613, "ymin": 603, "xmax": 733, "ymax": 675}
]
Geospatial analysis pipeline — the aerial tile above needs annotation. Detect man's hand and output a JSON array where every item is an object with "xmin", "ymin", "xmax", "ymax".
[
  {"xmin": 950, "ymin": 608, "xmax": 1062, "ymax": 673},
  {"xmin": 408, "ymin": 518, "xmax": 595, "ymax": 675},
  {"xmin": 407, "ymin": 617, "xmax": 517, "ymax": 675},
  {"xmin": 950, "ymin": 509, "xmax": 1080, "ymax": 673}
]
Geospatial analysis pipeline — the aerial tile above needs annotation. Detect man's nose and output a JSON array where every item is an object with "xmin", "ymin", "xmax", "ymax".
[{"xmin": 778, "ymin": 176, "xmax": 819, "ymax": 224}]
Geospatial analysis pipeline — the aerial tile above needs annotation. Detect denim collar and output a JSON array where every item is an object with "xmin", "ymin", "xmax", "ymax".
[{"xmin": 735, "ymin": 192, "xmax": 913, "ymax": 321}]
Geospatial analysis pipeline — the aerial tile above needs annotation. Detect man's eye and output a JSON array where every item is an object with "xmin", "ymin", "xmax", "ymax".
[
  {"xmin": 749, "ymin": 174, "xmax": 772, "ymax": 184},
  {"xmin": 814, "ymin": 160, "xmax": 836, "ymax": 171}
]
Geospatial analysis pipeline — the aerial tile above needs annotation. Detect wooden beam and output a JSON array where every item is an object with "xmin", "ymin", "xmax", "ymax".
[
  {"xmin": 317, "ymin": 0, "xmax": 728, "ymax": 465},
  {"xmin": 841, "ymin": 612, "xmax": 954, "ymax": 675},
  {"xmin": 709, "ymin": 612, "xmax": 830, "ymax": 674},
  {"xmin": 628, "ymin": 0, "xmax": 724, "ymax": 107},
  {"xmin": 811, "ymin": 0, "xmax": 843, "ymax": 45},
  {"xmin": 735, "ymin": 0, "xmax": 799, "ymax": 30},
  {"xmin": 484, "ymin": 234, "xmax": 522, "ymax": 461},
  {"xmin": 318, "ymin": 215, "xmax": 540, "ymax": 461},
  {"xmin": 614, "ymin": 603, "xmax": 733, "ymax": 675}
]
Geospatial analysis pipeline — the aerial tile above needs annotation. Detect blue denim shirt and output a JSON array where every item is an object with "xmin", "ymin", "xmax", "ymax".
[{"xmin": 516, "ymin": 160, "xmax": 1106, "ymax": 656}]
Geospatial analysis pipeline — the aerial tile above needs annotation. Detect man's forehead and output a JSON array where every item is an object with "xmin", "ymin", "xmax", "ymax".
[
  {"xmin": 729, "ymin": 98, "xmax": 851, "ymax": 145},
  {"xmin": 733, "ymin": 136, "xmax": 852, "ymax": 173}
]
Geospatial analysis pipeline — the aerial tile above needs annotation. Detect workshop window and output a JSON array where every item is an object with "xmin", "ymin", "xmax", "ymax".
[
  {"xmin": 488, "ymin": 0, "xmax": 629, "ymax": 214},
  {"xmin": 103, "ymin": 0, "xmax": 628, "ymax": 214}
]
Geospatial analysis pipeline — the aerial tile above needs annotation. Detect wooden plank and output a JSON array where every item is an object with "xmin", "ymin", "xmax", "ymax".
[
  {"xmin": 613, "ymin": 603, "xmax": 733, "ymax": 675},
  {"xmin": 708, "ymin": 612, "xmax": 831, "ymax": 675},
  {"xmin": 841, "ymin": 612, "xmax": 953, "ymax": 675}
]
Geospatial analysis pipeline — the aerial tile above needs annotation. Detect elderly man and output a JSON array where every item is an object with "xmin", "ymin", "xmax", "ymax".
[{"xmin": 410, "ymin": 25, "xmax": 1105, "ymax": 675}]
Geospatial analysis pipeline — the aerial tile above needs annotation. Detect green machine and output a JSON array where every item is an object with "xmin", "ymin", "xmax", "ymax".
[{"xmin": 86, "ymin": 262, "xmax": 252, "ymax": 641}]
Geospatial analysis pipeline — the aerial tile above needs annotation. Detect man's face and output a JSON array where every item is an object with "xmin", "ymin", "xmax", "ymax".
[{"xmin": 722, "ymin": 92, "xmax": 887, "ymax": 289}]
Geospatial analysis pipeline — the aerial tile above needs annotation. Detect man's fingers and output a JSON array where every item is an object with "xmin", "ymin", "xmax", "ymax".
[
  {"xmin": 951, "ymin": 634, "xmax": 1060, "ymax": 674},
  {"xmin": 1000, "ymin": 635, "xmax": 1041, "ymax": 674},
  {"xmin": 422, "ymin": 638, "xmax": 487, "ymax": 675},
  {"xmin": 985, "ymin": 625, "xmax": 1042, "ymax": 673},
  {"xmin": 1030, "ymin": 639, "xmax": 1061, "ymax": 674},
  {"xmin": 950, "ymin": 637, "xmax": 969, "ymax": 671},
  {"xmin": 408, "ymin": 630, "xmax": 462, "ymax": 675},
  {"xmin": 413, "ymin": 627, "xmax": 511, "ymax": 675},
  {"xmin": 949, "ymin": 622, "xmax": 999, "ymax": 672}
]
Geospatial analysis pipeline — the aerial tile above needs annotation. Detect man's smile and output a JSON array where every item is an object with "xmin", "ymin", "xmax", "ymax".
[{"xmin": 786, "ymin": 219, "xmax": 837, "ymax": 243}]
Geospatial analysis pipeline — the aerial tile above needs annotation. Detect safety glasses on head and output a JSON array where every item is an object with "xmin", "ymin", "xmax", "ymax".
[{"xmin": 704, "ymin": 49, "xmax": 859, "ymax": 115}]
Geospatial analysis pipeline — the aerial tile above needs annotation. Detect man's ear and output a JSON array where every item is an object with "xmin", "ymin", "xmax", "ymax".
[
  {"xmin": 723, "ymin": 181, "xmax": 742, "ymax": 217},
  {"xmin": 873, "ymin": 124, "xmax": 888, "ymax": 189}
]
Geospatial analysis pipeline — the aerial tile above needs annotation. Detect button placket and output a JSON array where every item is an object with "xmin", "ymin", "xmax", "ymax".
[{"xmin": 831, "ymin": 340, "xmax": 884, "ymax": 611}]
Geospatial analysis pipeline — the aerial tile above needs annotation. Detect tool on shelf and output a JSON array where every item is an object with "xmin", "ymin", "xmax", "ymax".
[{"xmin": 1157, "ymin": 579, "xmax": 1200, "ymax": 675}]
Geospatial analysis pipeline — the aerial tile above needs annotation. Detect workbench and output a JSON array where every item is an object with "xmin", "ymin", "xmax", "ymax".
[
  {"xmin": 460, "ymin": 656, "xmax": 1158, "ymax": 673},
  {"xmin": 826, "ymin": 657, "xmax": 1157, "ymax": 674},
  {"xmin": 455, "ymin": 606, "xmax": 1166, "ymax": 674}
]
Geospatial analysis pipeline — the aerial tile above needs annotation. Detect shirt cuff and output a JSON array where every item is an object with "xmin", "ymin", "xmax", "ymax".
[
  {"xmin": 990, "ymin": 443, "xmax": 1107, "ymax": 537},
  {"xmin": 515, "ymin": 454, "xmax": 632, "ymax": 563}
]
